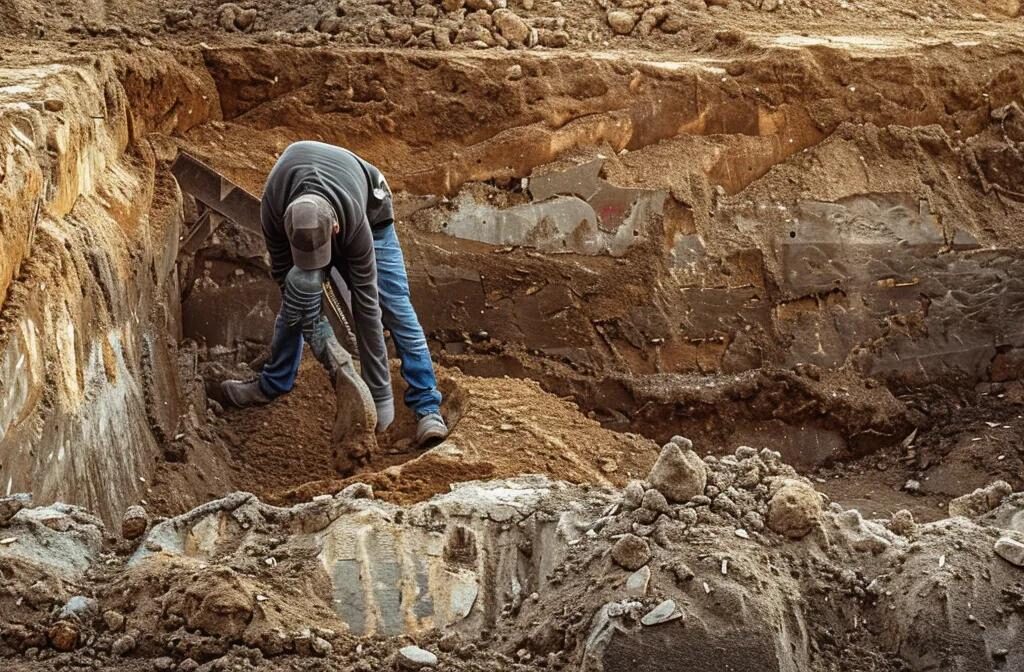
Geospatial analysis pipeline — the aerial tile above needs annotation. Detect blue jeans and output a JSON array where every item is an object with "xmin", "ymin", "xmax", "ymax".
[{"xmin": 259, "ymin": 226, "xmax": 442, "ymax": 417}]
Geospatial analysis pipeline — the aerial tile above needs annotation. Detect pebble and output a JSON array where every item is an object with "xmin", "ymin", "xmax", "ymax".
[
  {"xmin": 903, "ymin": 479, "xmax": 921, "ymax": 494},
  {"xmin": 59, "ymin": 596, "xmax": 98, "ymax": 621},
  {"xmin": 506, "ymin": 63, "xmax": 523, "ymax": 80},
  {"xmin": 311, "ymin": 635, "xmax": 333, "ymax": 657},
  {"xmin": 154, "ymin": 657, "xmax": 175, "ymax": 671},
  {"xmin": 606, "ymin": 9, "xmax": 636, "ymax": 35},
  {"xmin": 47, "ymin": 621, "xmax": 78, "ymax": 652},
  {"xmin": 121, "ymin": 505, "xmax": 149, "ymax": 540},
  {"xmin": 625, "ymin": 565, "xmax": 651, "ymax": 596},
  {"xmin": 611, "ymin": 533, "xmax": 651, "ymax": 571},
  {"xmin": 994, "ymin": 537, "xmax": 1024, "ymax": 567},
  {"xmin": 398, "ymin": 645, "xmax": 439, "ymax": 669},
  {"xmin": 178, "ymin": 660, "xmax": 199, "ymax": 672},
  {"xmin": 103, "ymin": 610, "xmax": 126, "ymax": 632},
  {"xmin": 112, "ymin": 634, "xmax": 136, "ymax": 656},
  {"xmin": 641, "ymin": 599, "xmax": 681, "ymax": 626}
]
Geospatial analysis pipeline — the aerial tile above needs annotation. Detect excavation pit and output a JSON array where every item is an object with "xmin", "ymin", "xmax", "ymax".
[{"xmin": 2, "ymin": 23, "xmax": 1024, "ymax": 670}]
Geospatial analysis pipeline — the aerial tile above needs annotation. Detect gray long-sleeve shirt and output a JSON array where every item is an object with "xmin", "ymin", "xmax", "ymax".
[{"xmin": 261, "ymin": 141, "xmax": 395, "ymax": 405}]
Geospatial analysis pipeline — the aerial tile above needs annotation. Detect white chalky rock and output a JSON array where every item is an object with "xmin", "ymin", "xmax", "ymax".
[
  {"xmin": 994, "ymin": 537, "xmax": 1024, "ymax": 567},
  {"xmin": 398, "ymin": 645, "xmax": 438, "ymax": 669}
]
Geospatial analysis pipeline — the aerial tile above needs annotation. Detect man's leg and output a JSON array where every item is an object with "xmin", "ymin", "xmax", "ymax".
[{"xmin": 371, "ymin": 225, "xmax": 447, "ymax": 444}]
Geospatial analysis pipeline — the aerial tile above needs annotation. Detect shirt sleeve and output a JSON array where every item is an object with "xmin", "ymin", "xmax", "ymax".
[
  {"xmin": 261, "ymin": 197, "xmax": 293, "ymax": 288},
  {"xmin": 342, "ymin": 218, "xmax": 393, "ymax": 405}
]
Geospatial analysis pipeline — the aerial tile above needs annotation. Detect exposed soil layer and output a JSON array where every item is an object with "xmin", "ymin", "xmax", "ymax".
[{"xmin": 2, "ymin": 2, "xmax": 1024, "ymax": 671}]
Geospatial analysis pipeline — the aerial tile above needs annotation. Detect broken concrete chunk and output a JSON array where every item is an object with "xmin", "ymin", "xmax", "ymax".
[
  {"xmin": 648, "ymin": 442, "xmax": 707, "ymax": 504},
  {"xmin": 994, "ymin": 537, "xmax": 1024, "ymax": 567},
  {"xmin": 121, "ymin": 505, "xmax": 149, "ymax": 540},
  {"xmin": 0, "ymin": 493, "xmax": 31, "ymax": 524},
  {"xmin": 641, "ymin": 599, "xmax": 681, "ymax": 626},
  {"xmin": 611, "ymin": 533, "xmax": 651, "ymax": 571},
  {"xmin": 398, "ymin": 645, "xmax": 439, "ymax": 669},
  {"xmin": 949, "ymin": 481, "xmax": 1013, "ymax": 518},
  {"xmin": 625, "ymin": 565, "xmax": 651, "ymax": 597},
  {"xmin": 766, "ymin": 480, "xmax": 821, "ymax": 539}
]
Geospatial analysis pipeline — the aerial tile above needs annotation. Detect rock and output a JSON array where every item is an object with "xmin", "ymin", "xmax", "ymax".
[
  {"xmin": 625, "ymin": 565, "xmax": 651, "ymax": 596},
  {"xmin": 903, "ymin": 479, "xmax": 921, "ymax": 494},
  {"xmin": 433, "ymin": 26, "xmax": 453, "ymax": 48},
  {"xmin": 234, "ymin": 8, "xmax": 257, "ymax": 31},
  {"xmin": 319, "ymin": 16, "xmax": 344, "ymax": 34},
  {"xmin": 103, "ymin": 610, "xmax": 125, "ymax": 632},
  {"xmin": 311, "ymin": 635, "xmax": 333, "ymax": 657},
  {"xmin": 154, "ymin": 657, "xmax": 175, "ymax": 671},
  {"xmin": 888, "ymin": 509, "xmax": 916, "ymax": 536},
  {"xmin": 648, "ymin": 442, "xmax": 707, "ymax": 504},
  {"xmin": 641, "ymin": 599, "xmax": 681, "ymax": 626},
  {"xmin": 522, "ymin": 0, "xmax": 534, "ymax": 8},
  {"xmin": 835, "ymin": 509, "xmax": 897, "ymax": 554},
  {"xmin": 537, "ymin": 28, "xmax": 569, "ymax": 47},
  {"xmin": 466, "ymin": 0, "xmax": 494, "ymax": 10},
  {"xmin": 441, "ymin": 0, "xmax": 465, "ymax": 11},
  {"xmin": 178, "ymin": 659, "xmax": 199, "ymax": 672},
  {"xmin": 398, "ymin": 645, "xmax": 439, "ymax": 669},
  {"xmin": 387, "ymin": 23, "xmax": 414, "ymax": 42},
  {"xmin": 43, "ymin": 99, "xmax": 65, "ymax": 112},
  {"xmin": 621, "ymin": 480, "xmax": 645, "ymax": 510},
  {"xmin": 47, "ymin": 621, "xmax": 78, "ymax": 651},
  {"xmin": 506, "ymin": 63, "xmax": 523, "ymax": 80},
  {"xmin": 121, "ymin": 505, "xmax": 149, "ymax": 540},
  {"xmin": 995, "ymin": 537, "xmax": 1024, "ymax": 567},
  {"xmin": 492, "ymin": 8, "xmax": 529, "ymax": 44},
  {"xmin": 611, "ymin": 533, "xmax": 651, "ymax": 571},
  {"xmin": 59, "ymin": 596, "xmax": 98, "ymax": 621},
  {"xmin": 0, "ymin": 493, "xmax": 31, "ymax": 523},
  {"xmin": 606, "ymin": 9, "xmax": 636, "ymax": 34},
  {"xmin": 949, "ymin": 481, "xmax": 1012, "ymax": 518},
  {"xmin": 641, "ymin": 488, "xmax": 670, "ymax": 514},
  {"xmin": 112, "ymin": 634, "xmax": 136, "ymax": 656},
  {"xmin": 766, "ymin": 480, "xmax": 821, "ymax": 539},
  {"xmin": 337, "ymin": 482, "xmax": 374, "ymax": 500}
]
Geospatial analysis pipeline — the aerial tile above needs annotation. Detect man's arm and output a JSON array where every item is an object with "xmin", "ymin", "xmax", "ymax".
[
  {"xmin": 342, "ymin": 220, "xmax": 394, "ymax": 425},
  {"xmin": 261, "ymin": 198, "xmax": 293, "ymax": 287}
]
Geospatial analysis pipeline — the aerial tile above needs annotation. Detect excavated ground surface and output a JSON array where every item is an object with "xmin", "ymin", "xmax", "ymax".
[{"xmin": 2, "ymin": 0, "xmax": 1024, "ymax": 669}]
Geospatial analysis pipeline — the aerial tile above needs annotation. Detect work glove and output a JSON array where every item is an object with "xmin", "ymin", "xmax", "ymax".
[{"xmin": 375, "ymin": 396, "xmax": 395, "ymax": 433}]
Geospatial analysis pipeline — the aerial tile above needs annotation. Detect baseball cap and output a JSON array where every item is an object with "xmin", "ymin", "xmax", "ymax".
[{"xmin": 284, "ymin": 194, "xmax": 336, "ymax": 270}]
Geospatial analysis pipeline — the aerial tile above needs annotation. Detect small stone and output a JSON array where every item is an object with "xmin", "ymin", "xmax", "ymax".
[
  {"xmin": 994, "ymin": 537, "xmax": 1024, "ymax": 567},
  {"xmin": 154, "ymin": 657, "xmax": 175, "ymax": 671},
  {"xmin": 43, "ymin": 99, "xmax": 65, "ymax": 112},
  {"xmin": 311, "ymin": 636, "xmax": 333, "ymax": 657},
  {"xmin": 641, "ymin": 488, "xmax": 670, "ymax": 514},
  {"xmin": 606, "ymin": 10, "xmax": 636, "ymax": 34},
  {"xmin": 522, "ymin": 0, "xmax": 534, "ymax": 8},
  {"xmin": 103, "ymin": 610, "xmax": 125, "ymax": 632},
  {"xmin": 641, "ymin": 599, "xmax": 681, "ymax": 626},
  {"xmin": 903, "ymin": 479, "xmax": 921, "ymax": 494},
  {"xmin": 112, "ymin": 634, "xmax": 136, "ymax": 656},
  {"xmin": 465, "ymin": 0, "xmax": 494, "ymax": 9},
  {"xmin": 398, "ymin": 645, "xmax": 439, "ymax": 669},
  {"xmin": 887, "ymin": 509, "xmax": 916, "ymax": 536},
  {"xmin": 648, "ymin": 442, "xmax": 707, "ymax": 503},
  {"xmin": 234, "ymin": 8, "xmax": 257, "ymax": 31},
  {"xmin": 766, "ymin": 480, "xmax": 822, "ymax": 539},
  {"xmin": 506, "ymin": 63, "xmax": 523, "ymax": 80},
  {"xmin": 621, "ymin": 480, "xmax": 645, "ymax": 510},
  {"xmin": 611, "ymin": 533, "xmax": 651, "ymax": 571},
  {"xmin": 0, "ymin": 493, "xmax": 31, "ymax": 523},
  {"xmin": 492, "ymin": 8, "xmax": 530, "ymax": 44},
  {"xmin": 178, "ymin": 660, "xmax": 199, "ymax": 672},
  {"xmin": 735, "ymin": 445, "xmax": 757, "ymax": 459},
  {"xmin": 337, "ymin": 482, "xmax": 374, "ymax": 500},
  {"xmin": 625, "ymin": 565, "xmax": 651, "ymax": 596},
  {"xmin": 48, "ymin": 621, "xmax": 78, "ymax": 652},
  {"xmin": 441, "ymin": 0, "xmax": 465, "ymax": 11},
  {"xmin": 60, "ymin": 596, "xmax": 98, "ymax": 622},
  {"xmin": 121, "ymin": 505, "xmax": 149, "ymax": 540}
]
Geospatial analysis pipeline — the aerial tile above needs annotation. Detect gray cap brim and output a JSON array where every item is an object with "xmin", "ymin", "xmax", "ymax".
[{"xmin": 291, "ymin": 239, "xmax": 332, "ymax": 271}]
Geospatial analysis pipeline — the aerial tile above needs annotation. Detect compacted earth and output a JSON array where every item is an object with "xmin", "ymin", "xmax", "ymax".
[{"xmin": 2, "ymin": 0, "xmax": 1024, "ymax": 670}]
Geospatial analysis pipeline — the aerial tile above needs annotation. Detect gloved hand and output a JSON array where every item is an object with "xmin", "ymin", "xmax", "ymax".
[{"xmin": 375, "ymin": 396, "xmax": 395, "ymax": 433}]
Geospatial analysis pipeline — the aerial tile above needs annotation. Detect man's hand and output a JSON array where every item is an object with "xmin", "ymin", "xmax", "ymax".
[{"xmin": 375, "ymin": 396, "xmax": 395, "ymax": 433}]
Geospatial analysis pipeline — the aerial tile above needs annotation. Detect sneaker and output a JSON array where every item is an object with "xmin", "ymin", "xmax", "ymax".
[
  {"xmin": 416, "ymin": 412, "xmax": 448, "ymax": 447},
  {"xmin": 221, "ymin": 379, "xmax": 271, "ymax": 408}
]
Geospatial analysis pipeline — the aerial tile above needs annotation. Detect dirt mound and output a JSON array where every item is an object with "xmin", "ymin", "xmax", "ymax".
[{"xmin": 271, "ymin": 366, "xmax": 659, "ymax": 505}]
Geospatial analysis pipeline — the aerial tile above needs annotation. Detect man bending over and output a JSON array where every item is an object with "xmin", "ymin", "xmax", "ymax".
[{"xmin": 221, "ymin": 141, "xmax": 448, "ymax": 450}]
